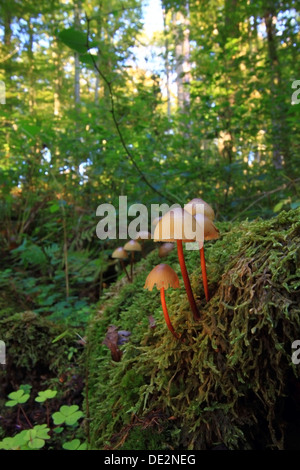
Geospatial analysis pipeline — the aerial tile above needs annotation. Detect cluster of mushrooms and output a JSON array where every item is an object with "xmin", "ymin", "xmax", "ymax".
[
  {"xmin": 112, "ymin": 233, "xmax": 174, "ymax": 282},
  {"xmin": 144, "ymin": 198, "xmax": 219, "ymax": 340}
]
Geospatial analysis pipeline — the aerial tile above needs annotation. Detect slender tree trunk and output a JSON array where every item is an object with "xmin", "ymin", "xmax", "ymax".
[
  {"xmin": 74, "ymin": 1, "xmax": 81, "ymax": 110},
  {"xmin": 28, "ymin": 18, "xmax": 35, "ymax": 114},
  {"xmin": 3, "ymin": 4, "xmax": 13, "ymax": 157},
  {"xmin": 52, "ymin": 39, "xmax": 62, "ymax": 117},
  {"xmin": 264, "ymin": 8, "xmax": 290, "ymax": 170},
  {"xmin": 173, "ymin": 3, "xmax": 191, "ymax": 110},
  {"xmin": 162, "ymin": 8, "xmax": 171, "ymax": 117}
]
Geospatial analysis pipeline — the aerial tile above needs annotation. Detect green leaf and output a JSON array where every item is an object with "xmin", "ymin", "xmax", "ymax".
[
  {"xmin": 6, "ymin": 389, "xmax": 30, "ymax": 405},
  {"xmin": 18, "ymin": 393, "xmax": 30, "ymax": 404},
  {"xmin": 8, "ymin": 390, "xmax": 24, "ymax": 400},
  {"xmin": 273, "ymin": 201, "xmax": 284, "ymax": 213},
  {"xmin": 65, "ymin": 410, "xmax": 84, "ymax": 426},
  {"xmin": 79, "ymin": 53, "xmax": 97, "ymax": 67},
  {"xmin": 27, "ymin": 437, "xmax": 45, "ymax": 449},
  {"xmin": 52, "ymin": 411, "xmax": 65, "ymax": 425},
  {"xmin": 53, "ymin": 427, "xmax": 64, "ymax": 434},
  {"xmin": 58, "ymin": 28, "xmax": 96, "ymax": 54},
  {"xmin": 35, "ymin": 390, "xmax": 57, "ymax": 403},
  {"xmin": 62, "ymin": 439, "xmax": 81, "ymax": 450},
  {"xmin": 60, "ymin": 405, "xmax": 79, "ymax": 416},
  {"xmin": 34, "ymin": 424, "xmax": 51, "ymax": 440},
  {"xmin": 5, "ymin": 400, "xmax": 18, "ymax": 407},
  {"xmin": 49, "ymin": 203, "xmax": 60, "ymax": 213},
  {"xmin": 52, "ymin": 405, "xmax": 83, "ymax": 426}
]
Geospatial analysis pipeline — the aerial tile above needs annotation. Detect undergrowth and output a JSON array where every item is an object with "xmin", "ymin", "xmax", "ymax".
[{"xmin": 86, "ymin": 209, "xmax": 300, "ymax": 450}]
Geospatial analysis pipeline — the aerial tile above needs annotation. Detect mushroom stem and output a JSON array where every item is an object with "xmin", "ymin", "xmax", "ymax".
[
  {"xmin": 130, "ymin": 251, "xmax": 135, "ymax": 281},
  {"xmin": 160, "ymin": 287, "xmax": 180, "ymax": 340},
  {"xmin": 120, "ymin": 260, "xmax": 131, "ymax": 282},
  {"xmin": 200, "ymin": 245, "xmax": 210, "ymax": 302},
  {"xmin": 176, "ymin": 240, "xmax": 200, "ymax": 321}
]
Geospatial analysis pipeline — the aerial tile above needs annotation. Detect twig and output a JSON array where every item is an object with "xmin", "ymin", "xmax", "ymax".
[{"xmin": 85, "ymin": 14, "xmax": 175, "ymax": 204}]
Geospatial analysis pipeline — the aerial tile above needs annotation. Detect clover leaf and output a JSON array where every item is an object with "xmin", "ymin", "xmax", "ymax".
[
  {"xmin": 5, "ymin": 389, "xmax": 30, "ymax": 407},
  {"xmin": 52, "ymin": 405, "xmax": 84, "ymax": 426},
  {"xmin": 25, "ymin": 425, "xmax": 50, "ymax": 449},
  {"xmin": 35, "ymin": 389, "xmax": 57, "ymax": 403},
  {"xmin": 62, "ymin": 439, "xmax": 87, "ymax": 450}
]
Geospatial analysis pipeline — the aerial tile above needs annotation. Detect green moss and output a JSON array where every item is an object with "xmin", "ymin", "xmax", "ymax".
[
  {"xmin": 0, "ymin": 311, "xmax": 83, "ymax": 400},
  {"xmin": 86, "ymin": 209, "xmax": 300, "ymax": 450}
]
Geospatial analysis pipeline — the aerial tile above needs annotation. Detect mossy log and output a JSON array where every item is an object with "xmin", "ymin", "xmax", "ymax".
[{"xmin": 86, "ymin": 209, "xmax": 300, "ymax": 450}]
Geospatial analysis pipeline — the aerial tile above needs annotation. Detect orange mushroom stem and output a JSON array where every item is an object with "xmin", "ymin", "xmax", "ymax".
[
  {"xmin": 160, "ymin": 287, "xmax": 180, "ymax": 340},
  {"xmin": 176, "ymin": 240, "xmax": 200, "ymax": 321},
  {"xmin": 144, "ymin": 264, "xmax": 181, "ymax": 340}
]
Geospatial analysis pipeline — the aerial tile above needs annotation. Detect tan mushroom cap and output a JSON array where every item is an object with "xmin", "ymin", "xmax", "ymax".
[
  {"xmin": 194, "ymin": 213, "xmax": 219, "ymax": 240},
  {"xmin": 134, "ymin": 231, "xmax": 152, "ymax": 241},
  {"xmin": 184, "ymin": 198, "xmax": 215, "ymax": 221},
  {"xmin": 112, "ymin": 247, "xmax": 128, "ymax": 260},
  {"xmin": 154, "ymin": 207, "xmax": 204, "ymax": 243},
  {"xmin": 144, "ymin": 264, "xmax": 180, "ymax": 291},
  {"xmin": 124, "ymin": 239, "xmax": 142, "ymax": 252},
  {"xmin": 158, "ymin": 242, "xmax": 175, "ymax": 258}
]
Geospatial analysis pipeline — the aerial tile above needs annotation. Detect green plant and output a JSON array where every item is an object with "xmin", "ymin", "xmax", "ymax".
[
  {"xmin": 62, "ymin": 439, "xmax": 87, "ymax": 450},
  {"xmin": 0, "ymin": 387, "xmax": 86, "ymax": 450},
  {"xmin": 52, "ymin": 405, "xmax": 84, "ymax": 427},
  {"xmin": 0, "ymin": 425, "xmax": 51, "ymax": 450}
]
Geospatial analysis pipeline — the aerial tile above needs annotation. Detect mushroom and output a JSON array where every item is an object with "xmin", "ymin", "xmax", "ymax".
[
  {"xmin": 184, "ymin": 197, "xmax": 215, "ymax": 221},
  {"xmin": 123, "ymin": 239, "xmax": 142, "ymax": 281},
  {"xmin": 184, "ymin": 199, "xmax": 219, "ymax": 302},
  {"xmin": 144, "ymin": 264, "xmax": 180, "ymax": 340},
  {"xmin": 112, "ymin": 247, "xmax": 131, "ymax": 282},
  {"xmin": 154, "ymin": 208, "xmax": 202, "ymax": 321},
  {"xmin": 158, "ymin": 242, "xmax": 175, "ymax": 258}
]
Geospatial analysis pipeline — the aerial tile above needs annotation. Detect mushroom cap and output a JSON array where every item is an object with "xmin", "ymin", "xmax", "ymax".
[
  {"xmin": 184, "ymin": 198, "xmax": 215, "ymax": 221},
  {"xmin": 158, "ymin": 242, "xmax": 175, "ymax": 258},
  {"xmin": 154, "ymin": 207, "xmax": 203, "ymax": 242},
  {"xmin": 144, "ymin": 264, "xmax": 180, "ymax": 291},
  {"xmin": 124, "ymin": 239, "xmax": 142, "ymax": 252},
  {"xmin": 112, "ymin": 247, "xmax": 128, "ymax": 260},
  {"xmin": 194, "ymin": 213, "xmax": 219, "ymax": 240},
  {"xmin": 134, "ymin": 231, "xmax": 152, "ymax": 241}
]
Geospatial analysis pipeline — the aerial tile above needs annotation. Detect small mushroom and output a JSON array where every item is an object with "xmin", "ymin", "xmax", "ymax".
[
  {"xmin": 112, "ymin": 247, "xmax": 130, "ymax": 282},
  {"xmin": 144, "ymin": 264, "xmax": 180, "ymax": 340},
  {"xmin": 158, "ymin": 242, "xmax": 175, "ymax": 258},
  {"xmin": 184, "ymin": 198, "xmax": 219, "ymax": 302},
  {"xmin": 154, "ymin": 208, "xmax": 202, "ymax": 321},
  {"xmin": 184, "ymin": 197, "xmax": 215, "ymax": 221},
  {"xmin": 124, "ymin": 239, "xmax": 142, "ymax": 281}
]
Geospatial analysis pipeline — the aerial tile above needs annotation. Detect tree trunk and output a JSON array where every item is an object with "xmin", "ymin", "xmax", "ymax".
[
  {"xmin": 264, "ymin": 8, "xmax": 289, "ymax": 170},
  {"xmin": 173, "ymin": 4, "xmax": 190, "ymax": 110},
  {"xmin": 74, "ymin": 1, "xmax": 81, "ymax": 110}
]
